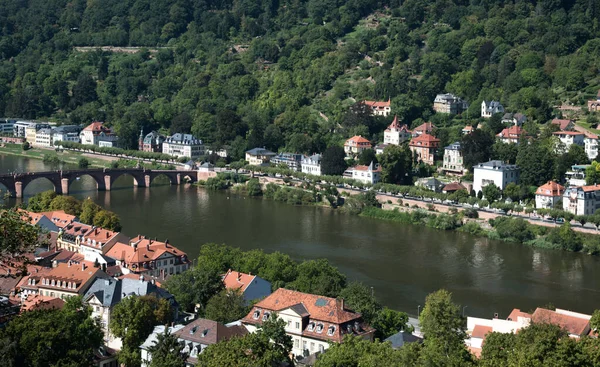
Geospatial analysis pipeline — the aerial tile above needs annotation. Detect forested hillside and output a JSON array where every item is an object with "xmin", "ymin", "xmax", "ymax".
[{"xmin": 1, "ymin": 0, "xmax": 599, "ymax": 157}]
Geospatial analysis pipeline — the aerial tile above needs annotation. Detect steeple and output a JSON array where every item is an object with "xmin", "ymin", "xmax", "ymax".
[{"xmin": 138, "ymin": 128, "xmax": 144, "ymax": 151}]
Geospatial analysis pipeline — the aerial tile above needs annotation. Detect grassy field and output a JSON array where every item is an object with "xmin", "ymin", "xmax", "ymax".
[{"xmin": 0, "ymin": 144, "xmax": 112, "ymax": 168}]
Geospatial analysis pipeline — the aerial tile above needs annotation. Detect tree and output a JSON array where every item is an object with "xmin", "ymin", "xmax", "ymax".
[
  {"xmin": 321, "ymin": 145, "xmax": 347, "ymax": 176},
  {"xmin": 379, "ymin": 144, "xmax": 413, "ymax": 185},
  {"xmin": 0, "ymin": 208, "xmax": 39, "ymax": 264},
  {"xmin": 0, "ymin": 296, "xmax": 103, "ymax": 367},
  {"xmin": 78, "ymin": 157, "xmax": 90, "ymax": 168},
  {"xmin": 289, "ymin": 258, "xmax": 346, "ymax": 298},
  {"xmin": 245, "ymin": 178, "xmax": 263, "ymax": 196},
  {"xmin": 462, "ymin": 130, "xmax": 495, "ymax": 171},
  {"xmin": 204, "ymin": 289, "xmax": 249, "ymax": 324},
  {"xmin": 169, "ymin": 112, "xmax": 193, "ymax": 135},
  {"xmin": 145, "ymin": 328, "xmax": 187, "ymax": 367},
  {"xmin": 419, "ymin": 289, "xmax": 474, "ymax": 366},
  {"xmin": 314, "ymin": 335, "xmax": 404, "ymax": 367},
  {"xmin": 71, "ymin": 73, "xmax": 97, "ymax": 107},
  {"xmin": 546, "ymin": 222, "xmax": 583, "ymax": 252},
  {"xmin": 479, "ymin": 331, "xmax": 517, "ymax": 367},
  {"xmin": 339, "ymin": 282, "xmax": 381, "ymax": 324},
  {"xmin": 516, "ymin": 140, "xmax": 555, "ymax": 187},
  {"xmin": 109, "ymin": 295, "xmax": 174, "ymax": 367},
  {"xmin": 357, "ymin": 149, "xmax": 377, "ymax": 166},
  {"xmin": 482, "ymin": 183, "xmax": 501, "ymax": 203},
  {"xmin": 372, "ymin": 307, "xmax": 409, "ymax": 340},
  {"xmin": 164, "ymin": 266, "xmax": 224, "ymax": 312}
]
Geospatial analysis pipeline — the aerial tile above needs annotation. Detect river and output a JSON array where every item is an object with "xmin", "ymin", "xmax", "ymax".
[{"xmin": 1, "ymin": 153, "xmax": 599, "ymax": 318}]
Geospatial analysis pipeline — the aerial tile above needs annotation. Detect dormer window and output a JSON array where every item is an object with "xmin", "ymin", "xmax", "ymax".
[
  {"xmin": 307, "ymin": 322, "xmax": 315, "ymax": 331},
  {"xmin": 316, "ymin": 323, "xmax": 324, "ymax": 333},
  {"xmin": 327, "ymin": 326, "xmax": 336, "ymax": 336},
  {"xmin": 253, "ymin": 310, "xmax": 260, "ymax": 319},
  {"xmin": 263, "ymin": 312, "xmax": 270, "ymax": 321}
]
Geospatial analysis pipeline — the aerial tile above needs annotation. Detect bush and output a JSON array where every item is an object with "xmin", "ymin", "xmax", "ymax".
[
  {"xmin": 463, "ymin": 208, "xmax": 479, "ymax": 218},
  {"xmin": 22, "ymin": 142, "xmax": 31, "ymax": 151},
  {"xmin": 246, "ymin": 179, "xmax": 263, "ymax": 196},
  {"xmin": 459, "ymin": 222, "xmax": 485, "ymax": 236},
  {"xmin": 78, "ymin": 157, "xmax": 90, "ymax": 168}
]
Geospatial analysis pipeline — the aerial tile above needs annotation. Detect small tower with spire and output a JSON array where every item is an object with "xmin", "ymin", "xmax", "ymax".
[{"xmin": 138, "ymin": 128, "xmax": 144, "ymax": 151}]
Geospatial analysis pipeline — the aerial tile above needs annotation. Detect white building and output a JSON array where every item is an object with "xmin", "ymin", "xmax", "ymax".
[
  {"xmin": 162, "ymin": 133, "xmax": 204, "ymax": 159},
  {"xmin": 271, "ymin": 153, "xmax": 304, "ymax": 171},
  {"xmin": 13, "ymin": 120, "xmax": 50, "ymax": 137},
  {"xmin": 473, "ymin": 160, "xmax": 519, "ymax": 195},
  {"xmin": 465, "ymin": 309, "xmax": 531, "ymax": 355},
  {"xmin": 301, "ymin": 154, "xmax": 322, "ymax": 176},
  {"xmin": 535, "ymin": 181, "xmax": 565, "ymax": 209},
  {"xmin": 433, "ymin": 93, "xmax": 468, "ymax": 114},
  {"xmin": 245, "ymin": 147, "xmax": 276, "ymax": 166},
  {"xmin": 80, "ymin": 122, "xmax": 118, "ymax": 146},
  {"xmin": 563, "ymin": 185, "xmax": 600, "ymax": 216},
  {"xmin": 347, "ymin": 162, "xmax": 381, "ymax": 185},
  {"xmin": 383, "ymin": 116, "xmax": 411, "ymax": 145},
  {"xmin": 0, "ymin": 119, "xmax": 15, "ymax": 134},
  {"xmin": 553, "ymin": 131, "xmax": 584, "ymax": 154},
  {"xmin": 363, "ymin": 99, "xmax": 391, "ymax": 117},
  {"xmin": 481, "ymin": 100, "xmax": 504, "ymax": 118},
  {"xmin": 34, "ymin": 128, "xmax": 54, "ymax": 147},
  {"xmin": 584, "ymin": 133, "xmax": 599, "ymax": 160},
  {"xmin": 53, "ymin": 125, "xmax": 81, "ymax": 145},
  {"xmin": 443, "ymin": 142, "xmax": 464, "ymax": 175}
]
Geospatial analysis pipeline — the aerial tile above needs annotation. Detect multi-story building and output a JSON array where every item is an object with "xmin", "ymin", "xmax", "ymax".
[
  {"xmin": 80, "ymin": 122, "xmax": 118, "ymax": 146},
  {"xmin": 473, "ymin": 160, "xmax": 519, "ymax": 195},
  {"xmin": 535, "ymin": 181, "xmax": 565, "ymax": 209},
  {"xmin": 25, "ymin": 126, "xmax": 37, "ymax": 144},
  {"xmin": 465, "ymin": 309, "xmax": 532, "ymax": 356},
  {"xmin": 481, "ymin": 100, "xmax": 504, "ymax": 118},
  {"xmin": 553, "ymin": 131, "xmax": 584, "ymax": 153},
  {"xmin": 106, "ymin": 236, "xmax": 191, "ymax": 278},
  {"xmin": 242, "ymin": 288, "xmax": 374, "ymax": 359},
  {"xmin": 563, "ymin": 185, "xmax": 600, "ymax": 216},
  {"xmin": 584, "ymin": 133, "xmax": 599, "ymax": 160},
  {"xmin": 443, "ymin": 142, "xmax": 464, "ymax": 175},
  {"xmin": 271, "ymin": 153, "xmax": 304, "ymax": 171},
  {"xmin": 245, "ymin": 147, "xmax": 276, "ymax": 166},
  {"xmin": 344, "ymin": 136, "xmax": 371, "ymax": 157},
  {"xmin": 0, "ymin": 119, "xmax": 15, "ymax": 135},
  {"xmin": 77, "ymin": 227, "xmax": 129, "ymax": 264},
  {"xmin": 363, "ymin": 99, "xmax": 391, "ymax": 116},
  {"xmin": 462, "ymin": 125, "xmax": 474, "ymax": 135},
  {"xmin": 21, "ymin": 262, "xmax": 106, "ymax": 300},
  {"xmin": 56, "ymin": 222, "xmax": 94, "ymax": 253},
  {"xmin": 412, "ymin": 122, "xmax": 436, "ymax": 137},
  {"xmin": 301, "ymin": 154, "xmax": 322, "ymax": 176},
  {"xmin": 501, "ymin": 113, "xmax": 527, "ymax": 126},
  {"xmin": 138, "ymin": 130, "xmax": 165, "ymax": 153},
  {"xmin": 433, "ymin": 93, "xmax": 468, "ymax": 114},
  {"xmin": 588, "ymin": 90, "xmax": 600, "ymax": 112},
  {"xmin": 346, "ymin": 162, "xmax": 381, "ymax": 185},
  {"xmin": 565, "ymin": 165, "xmax": 589, "ymax": 187},
  {"xmin": 409, "ymin": 133, "xmax": 440, "ymax": 166},
  {"xmin": 551, "ymin": 119, "xmax": 575, "ymax": 131},
  {"xmin": 13, "ymin": 121, "xmax": 50, "ymax": 138},
  {"xmin": 34, "ymin": 128, "xmax": 54, "ymax": 147},
  {"xmin": 162, "ymin": 133, "xmax": 203, "ymax": 159},
  {"xmin": 222, "ymin": 270, "xmax": 272, "ymax": 305},
  {"xmin": 383, "ymin": 116, "xmax": 411, "ymax": 145},
  {"xmin": 52, "ymin": 125, "xmax": 81, "ymax": 145},
  {"xmin": 497, "ymin": 126, "xmax": 528, "ymax": 144}
]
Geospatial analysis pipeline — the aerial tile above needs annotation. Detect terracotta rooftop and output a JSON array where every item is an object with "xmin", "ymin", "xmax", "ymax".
[
  {"xmin": 21, "ymin": 294, "xmax": 65, "ymax": 312},
  {"xmin": 385, "ymin": 116, "xmax": 409, "ymax": 132},
  {"xmin": 345, "ymin": 135, "xmax": 371, "ymax": 145},
  {"xmin": 364, "ymin": 99, "xmax": 390, "ymax": 108},
  {"xmin": 413, "ymin": 122, "xmax": 436, "ymax": 133},
  {"xmin": 536, "ymin": 181, "xmax": 565, "ymax": 197},
  {"xmin": 174, "ymin": 318, "xmax": 248, "ymax": 345},
  {"xmin": 80, "ymin": 227, "xmax": 120, "ymax": 249},
  {"xmin": 61, "ymin": 222, "xmax": 93, "ymax": 238},
  {"xmin": 497, "ymin": 125, "xmax": 527, "ymax": 139},
  {"xmin": 352, "ymin": 164, "xmax": 381, "ymax": 172},
  {"xmin": 83, "ymin": 121, "xmax": 112, "ymax": 134},
  {"xmin": 532, "ymin": 308, "xmax": 590, "ymax": 336},
  {"xmin": 581, "ymin": 185, "xmax": 600, "ymax": 192},
  {"xmin": 507, "ymin": 308, "xmax": 532, "ymax": 321},
  {"xmin": 409, "ymin": 133, "xmax": 440, "ymax": 147},
  {"xmin": 17, "ymin": 209, "xmax": 45, "ymax": 226},
  {"xmin": 443, "ymin": 182, "xmax": 466, "ymax": 192},
  {"xmin": 462, "ymin": 125, "xmax": 474, "ymax": 132},
  {"xmin": 551, "ymin": 119, "xmax": 573, "ymax": 130},
  {"xmin": 223, "ymin": 270, "xmax": 257, "ymax": 293},
  {"xmin": 552, "ymin": 131, "xmax": 584, "ymax": 136},
  {"xmin": 39, "ymin": 211, "xmax": 76, "ymax": 227},
  {"xmin": 32, "ymin": 262, "xmax": 104, "ymax": 294},
  {"xmin": 472, "ymin": 325, "xmax": 493, "ymax": 339},
  {"xmin": 106, "ymin": 236, "xmax": 189, "ymax": 270}
]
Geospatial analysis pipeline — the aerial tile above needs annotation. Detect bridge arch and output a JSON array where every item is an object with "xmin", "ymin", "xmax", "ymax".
[
  {"xmin": 149, "ymin": 172, "xmax": 178, "ymax": 186},
  {"xmin": 67, "ymin": 173, "xmax": 106, "ymax": 193},
  {"xmin": 107, "ymin": 171, "xmax": 146, "ymax": 190},
  {"xmin": 181, "ymin": 173, "xmax": 197, "ymax": 184},
  {"xmin": 21, "ymin": 176, "xmax": 62, "ymax": 196}
]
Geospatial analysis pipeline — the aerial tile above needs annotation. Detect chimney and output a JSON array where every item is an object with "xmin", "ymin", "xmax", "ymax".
[
  {"xmin": 81, "ymin": 263, "xmax": 86, "ymax": 271},
  {"xmin": 95, "ymin": 228, "xmax": 99, "ymax": 235},
  {"xmin": 237, "ymin": 272, "xmax": 241, "ymax": 281},
  {"xmin": 340, "ymin": 298, "xmax": 344, "ymax": 310},
  {"xmin": 106, "ymin": 232, "xmax": 109, "ymax": 239}
]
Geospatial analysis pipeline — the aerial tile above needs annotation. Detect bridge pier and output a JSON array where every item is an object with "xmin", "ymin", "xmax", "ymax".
[
  {"xmin": 61, "ymin": 178, "xmax": 69, "ymax": 196},
  {"xmin": 145, "ymin": 175, "xmax": 151, "ymax": 187},
  {"xmin": 176, "ymin": 173, "xmax": 181, "ymax": 185},
  {"xmin": 133, "ymin": 176, "xmax": 146, "ymax": 188},
  {"xmin": 104, "ymin": 175, "xmax": 112, "ymax": 191},
  {"xmin": 15, "ymin": 182, "xmax": 23, "ymax": 198}
]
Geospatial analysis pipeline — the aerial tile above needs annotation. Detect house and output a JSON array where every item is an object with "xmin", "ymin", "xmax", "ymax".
[
  {"xmin": 535, "ymin": 181, "xmax": 565, "ymax": 209},
  {"xmin": 442, "ymin": 182, "xmax": 467, "ymax": 194},
  {"xmin": 344, "ymin": 136, "xmax": 371, "ymax": 156},
  {"xmin": 52, "ymin": 125, "xmax": 81, "ymax": 145},
  {"xmin": 241, "ymin": 288, "xmax": 374, "ymax": 359},
  {"xmin": 443, "ymin": 142, "xmax": 464, "ymax": 175},
  {"xmin": 39, "ymin": 210, "xmax": 77, "ymax": 229},
  {"xmin": 184, "ymin": 160, "xmax": 197, "ymax": 170},
  {"xmin": 198, "ymin": 162, "xmax": 214, "ymax": 172},
  {"xmin": 375, "ymin": 143, "xmax": 389, "ymax": 155},
  {"xmin": 21, "ymin": 294, "xmax": 65, "ymax": 312},
  {"xmin": 584, "ymin": 133, "xmax": 599, "ymax": 160},
  {"xmin": 301, "ymin": 154, "xmax": 322, "ymax": 176},
  {"xmin": 433, "ymin": 93, "xmax": 468, "ymax": 114},
  {"xmin": 384, "ymin": 331, "xmax": 422, "ymax": 350},
  {"xmin": 409, "ymin": 133, "xmax": 440, "ymax": 166},
  {"xmin": 138, "ymin": 130, "xmax": 164, "ymax": 153},
  {"xmin": 105, "ymin": 236, "xmax": 191, "ymax": 278},
  {"xmin": 18, "ymin": 209, "xmax": 60, "ymax": 233},
  {"xmin": 383, "ymin": 116, "xmax": 411, "ymax": 145},
  {"xmin": 80, "ymin": 122, "xmax": 118, "ymax": 147},
  {"xmin": 222, "ymin": 269, "xmax": 272, "ymax": 305},
  {"xmin": 271, "ymin": 153, "xmax": 305, "ymax": 171},
  {"xmin": 85, "ymin": 277, "xmax": 176, "ymax": 350},
  {"xmin": 56, "ymin": 222, "xmax": 93, "ymax": 253},
  {"xmin": 465, "ymin": 309, "xmax": 532, "ymax": 357},
  {"xmin": 25, "ymin": 126, "xmax": 37, "ymax": 144},
  {"xmin": 412, "ymin": 122, "xmax": 436, "ymax": 137},
  {"xmin": 346, "ymin": 162, "xmax": 382, "ymax": 185},
  {"xmin": 462, "ymin": 125, "xmax": 474, "ymax": 135},
  {"xmin": 245, "ymin": 147, "xmax": 276, "ymax": 166},
  {"xmin": 552, "ymin": 131, "xmax": 584, "ymax": 153},
  {"xmin": 587, "ymin": 90, "xmax": 600, "ymax": 112},
  {"xmin": 418, "ymin": 177, "xmax": 444, "ymax": 192},
  {"xmin": 13, "ymin": 121, "xmax": 50, "ymax": 138},
  {"xmin": 363, "ymin": 99, "xmax": 391, "ymax": 116},
  {"xmin": 497, "ymin": 126, "xmax": 528, "ymax": 144},
  {"xmin": 563, "ymin": 185, "xmax": 600, "ymax": 216},
  {"xmin": 481, "ymin": 100, "xmax": 504, "ymax": 118},
  {"xmin": 531, "ymin": 308, "xmax": 591, "ymax": 339},
  {"xmin": 141, "ymin": 320, "xmax": 247, "ymax": 367},
  {"xmin": 34, "ymin": 128, "xmax": 54, "ymax": 147},
  {"xmin": 565, "ymin": 165, "xmax": 589, "ymax": 187},
  {"xmin": 162, "ymin": 133, "xmax": 204, "ymax": 159},
  {"xmin": 551, "ymin": 119, "xmax": 575, "ymax": 131},
  {"xmin": 473, "ymin": 160, "xmax": 519, "ymax": 194},
  {"xmin": 501, "ymin": 113, "xmax": 527, "ymax": 126},
  {"xmin": 76, "ymin": 226, "xmax": 129, "ymax": 264}
]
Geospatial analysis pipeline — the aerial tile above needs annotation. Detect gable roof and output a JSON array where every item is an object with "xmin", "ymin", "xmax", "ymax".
[
  {"xmin": 364, "ymin": 99, "xmax": 390, "ymax": 108},
  {"xmin": 552, "ymin": 131, "xmax": 584, "ymax": 136},
  {"xmin": 106, "ymin": 236, "xmax": 188, "ymax": 268},
  {"xmin": 83, "ymin": 122, "xmax": 112, "ymax": 134},
  {"xmin": 413, "ymin": 122, "xmax": 436, "ymax": 133},
  {"xmin": 536, "ymin": 181, "xmax": 565, "ymax": 197},
  {"xmin": 174, "ymin": 318, "xmax": 248, "ymax": 345},
  {"xmin": 222, "ymin": 270, "xmax": 257, "ymax": 293},
  {"xmin": 84, "ymin": 277, "xmax": 173, "ymax": 307},
  {"xmin": 21, "ymin": 295, "xmax": 65, "ymax": 312},
  {"xmin": 409, "ymin": 133, "xmax": 440, "ymax": 147},
  {"xmin": 246, "ymin": 147, "xmax": 276, "ymax": 156},
  {"xmin": 386, "ymin": 116, "xmax": 409, "ymax": 132},
  {"xmin": 551, "ymin": 119, "xmax": 573, "ymax": 130},
  {"xmin": 532, "ymin": 308, "xmax": 590, "ymax": 336},
  {"xmin": 507, "ymin": 308, "xmax": 532, "ymax": 321},
  {"xmin": 443, "ymin": 182, "xmax": 466, "ymax": 192},
  {"xmin": 497, "ymin": 125, "xmax": 528, "ymax": 139},
  {"xmin": 472, "ymin": 325, "xmax": 493, "ymax": 339},
  {"xmin": 39, "ymin": 211, "xmax": 76, "ymax": 228},
  {"xmin": 345, "ymin": 135, "xmax": 371, "ymax": 145}
]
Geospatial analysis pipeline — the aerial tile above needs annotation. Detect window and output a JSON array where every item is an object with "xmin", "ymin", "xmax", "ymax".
[
  {"xmin": 287, "ymin": 320, "xmax": 291, "ymax": 327},
  {"xmin": 303, "ymin": 341, "xmax": 307, "ymax": 351},
  {"xmin": 327, "ymin": 326, "xmax": 336, "ymax": 336},
  {"xmin": 310, "ymin": 342, "xmax": 315, "ymax": 351},
  {"xmin": 319, "ymin": 344, "xmax": 325, "ymax": 352},
  {"xmin": 262, "ymin": 312, "xmax": 270, "ymax": 321},
  {"xmin": 253, "ymin": 310, "xmax": 260, "ymax": 319},
  {"xmin": 316, "ymin": 323, "xmax": 324, "ymax": 333},
  {"xmin": 296, "ymin": 322, "xmax": 300, "ymax": 329},
  {"xmin": 294, "ymin": 339, "xmax": 299, "ymax": 348}
]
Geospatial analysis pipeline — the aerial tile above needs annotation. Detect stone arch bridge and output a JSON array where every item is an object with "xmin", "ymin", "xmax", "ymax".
[{"xmin": 0, "ymin": 168, "xmax": 198, "ymax": 198}]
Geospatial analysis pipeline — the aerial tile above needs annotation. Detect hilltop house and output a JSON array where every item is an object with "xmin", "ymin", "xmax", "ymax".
[
  {"xmin": 551, "ymin": 119, "xmax": 575, "ymax": 131},
  {"xmin": 497, "ymin": 126, "xmax": 528, "ymax": 144},
  {"xmin": 409, "ymin": 133, "xmax": 440, "ymax": 165},
  {"xmin": 535, "ymin": 181, "xmax": 565, "ymax": 209},
  {"xmin": 363, "ymin": 99, "xmax": 391, "ymax": 116},
  {"xmin": 222, "ymin": 269, "xmax": 272, "ymax": 305},
  {"xmin": 481, "ymin": 100, "xmax": 504, "ymax": 118},
  {"xmin": 563, "ymin": 185, "xmax": 600, "ymax": 216},
  {"xmin": 412, "ymin": 122, "xmax": 436, "ymax": 137},
  {"xmin": 553, "ymin": 131, "xmax": 584, "ymax": 153},
  {"xmin": 443, "ymin": 142, "xmax": 464, "ymax": 175},
  {"xmin": 501, "ymin": 113, "xmax": 527, "ymax": 126},
  {"xmin": 344, "ymin": 136, "xmax": 371, "ymax": 157},
  {"xmin": 242, "ymin": 288, "xmax": 374, "ymax": 359},
  {"xmin": 433, "ymin": 93, "xmax": 468, "ymax": 114},
  {"xmin": 162, "ymin": 133, "xmax": 203, "ymax": 159},
  {"xmin": 383, "ymin": 116, "xmax": 411, "ymax": 145},
  {"xmin": 473, "ymin": 160, "xmax": 519, "ymax": 194},
  {"xmin": 245, "ymin": 147, "xmax": 276, "ymax": 166}
]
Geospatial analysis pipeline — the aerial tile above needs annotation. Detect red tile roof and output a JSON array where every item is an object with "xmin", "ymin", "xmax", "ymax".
[
  {"xmin": 21, "ymin": 294, "xmax": 65, "ymax": 312},
  {"xmin": 83, "ymin": 122, "xmax": 112, "ymax": 134},
  {"xmin": 39, "ymin": 211, "xmax": 76, "ymax": 227},
  {"xmin": 535, "ymin": 181, "xmax": 565, "ymax": 197},
  {"xmin": 507, "ymin": 308, "xmax": 532, "ymax": 321},
  {"xmin": 409, "ymin": 133, "xmax": 440, "ymax": 147},
  {"xmin": 352, "ymin": 164, "xmax": 382, "ymax": 172},
  {"xmin": 497, "ymin": 125, "xmax": 528, "ymax": 139},
  {"xmin": 29, "ymin": 262, "xmax": 104, "ymax": 294},
  {"xmin": 106, "ymin": 236, "xmax": 189, "ymax": 272},
  {"xmin": 385, "ymin": 116, "xmax": 409, "ymax": 132},
  {"xmin": 443, "ymin": 182, "xmax": 466, "ymax": 192},
  {"xmin": 364, "ymin": 99, "xmax": 390, "ymax": 108},
  {"xmin": 345, "ymin": 135, "xmax": 371, "ymax": 145},
  {"xmin": 17, "ymin": 209, "xmax": 45, "ymax": 226},
  {"xmin": 413, "ymin": 122, "xmax": 436, "ymax": 133},
  {"xmin": 472, "ymin": 325, "xmax": 493, "ymax": 339},
  {"xmin": 581, "ymin": 185, "xmax": 600, "ymax": 192},
  {"xmin": 552, "ymin": 131, "xmax": 584, "ymax": 136},
  {"xmin": 551, "ymin": 119, "xmax": 573, "ymax": 130},
  {"xmin": 223, "ymin": 270, "xmax": 257, "ymax": 293},
  {"xmin": 532, "ymin": 308, "xmax": 590, "ymax": 336},
  {"xmin": 462, "ymin": 125, "xmax": 474, "ymax": 132},
  {"xmin": 80, "ymin": 227, "xmax": 121, "ymax": 249}
]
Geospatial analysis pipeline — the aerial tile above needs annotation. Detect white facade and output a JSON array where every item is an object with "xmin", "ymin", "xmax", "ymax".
[
  {"xmin": 473, "ymin": 160, "xmax": 519, "ymax": 195},
  {"xmin": 585, "ymin": 135, "xmax": 599, "ymax": 160},
  {"xmin": 563, "ymin": 185, "xmax": 600, "ymax": 216},
  {"xmin": 553, "ymin": 131, "xmax": 585, "ymax": 154},
  {"xmin": 443, "ymin": 142, "xmax": 464, "ymax": 174},
  {"xmin": 465, "ymin": 315, "xmax": 530, "ymax": 350},
  {"xmin": 301, "ymin": 154, "xmax": 322, "ymax": 176},
  {"xmin": 34, "ymin": 128, "xmax": 53, "ymax": 147},
  {"xmin": 98, "ymin": 138, "xmax": 118, "ymax": 148},
  {"xmin": 433, "ymin": 93, "xmax": 468, "ymax": 114},
  {"xmin": 383, "ymin": 119, "xmax": 411, "ymax": 145},
  {"xmin": 13, "ymin": 120, "xmax": 50, "ymax": 137},
  {"xmin": 349, "ymin": 162, "xmax": 381, "ymax": 185},
  {"xmin": 162, "ymin": 133, "xmax": 204, "ymax": 159},
  {"xmin": 481, "ymin": 100, "xmax": 504, "ymax": 118}
]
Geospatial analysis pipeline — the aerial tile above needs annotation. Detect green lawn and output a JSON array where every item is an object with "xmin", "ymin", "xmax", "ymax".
[{"xmin": 0, "ymin": 144, "xmax": 112, "ymax": 168}]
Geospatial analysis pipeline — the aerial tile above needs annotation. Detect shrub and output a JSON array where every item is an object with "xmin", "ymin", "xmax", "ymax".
[
  {"xmin": 22, "ymin": 142, "xmax": 31, "ymax": 151},
  {"xmin": 463, "ymin": 208, "xmax": 479, "ymax": 218},
  {"xmin": 78, "ymin": 157, "xmax": 90, "ymax": 168}
]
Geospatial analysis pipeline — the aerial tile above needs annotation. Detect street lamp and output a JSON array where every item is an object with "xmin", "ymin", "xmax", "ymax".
[
  {"xmin": 463, "ymin": 305, "xmax": 468, "ymax": 317},
  {"xmin": 417, "ymin": 305, "xmax": 421, "ymax": 317}
]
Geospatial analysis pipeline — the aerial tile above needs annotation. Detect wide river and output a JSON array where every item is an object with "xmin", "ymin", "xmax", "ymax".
[{"xmin": 1, "ymin": 154, "xmax": 600, "ymax": 318}]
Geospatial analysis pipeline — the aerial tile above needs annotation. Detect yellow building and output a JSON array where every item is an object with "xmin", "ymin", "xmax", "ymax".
[{"xmin": 25, "ymin": 126, "xmax": 37, "ymax": 144}]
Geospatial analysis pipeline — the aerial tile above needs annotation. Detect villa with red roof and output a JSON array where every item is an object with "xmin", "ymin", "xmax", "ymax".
[
  {"xmin": 412, "ymin": 122, "xmax": 436, "ymax": 137},
  {"xmin": 497, "ymin": 125, "xmax": 529, "ymax": 144},
  {"xmin": 563, "ymin": 185, "xmax": 600, "ymax": 216},
  {"xmin": 553, "ymin": 130, "xmax": 584, "ymax": 153},
  {"xmin": 363, "ymin": 99, "xmax": 391, "ymax": 116},
  {"xmin": 409, "ymin": 133, "xmax": 440, "ymax": 165},
  {"xmin": 535, "ymin": 181, "xmax": 565, "ymax": 209},
  {"xmin": 551, "ymin": 118, "xmax": 575, "ymax": 131},
  {"xmin": 344, "ymin": 136, "xmax": 372, "ymax": 156},
  {"xmin": 383, "ymin": 116, "xmax": 411, "ymax": 145},
  {"xmin": 222, "ymin": 269, "xmax": 272, "ymax": 305},
  {"xmin": 345, "ymin": 162, "xmax": 382, "ymax": 185},
  {"xmin": 80, "ymin": 122, "xmax": 118, "ymax": 147},
  {"xmin": 242, "ymin": 288, "xmax": 374, "ymax": 358}
]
